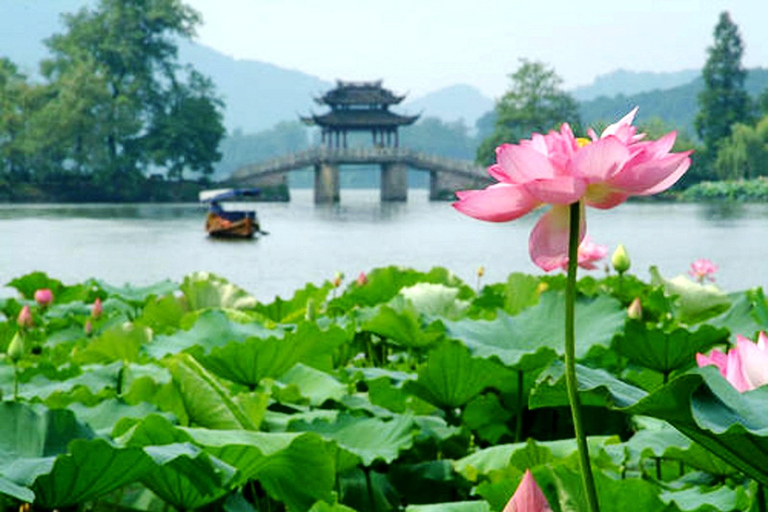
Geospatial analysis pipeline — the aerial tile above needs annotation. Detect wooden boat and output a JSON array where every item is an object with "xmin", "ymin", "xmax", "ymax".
[{"xmin": 199, "ymin": 188, "xmax": 262, "ymax": 238}]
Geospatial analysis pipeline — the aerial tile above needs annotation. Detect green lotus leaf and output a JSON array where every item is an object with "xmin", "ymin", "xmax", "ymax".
[
  {"xmin": 75, "ymin": 323, "xmax": 151, "ymax": 364},
  {"xmin": 405, "ymin": 502, "xmax": 490, "ymax": 512},
  {"xmin": 68, "ymin": 399, "xmax": 167, "ymax": 436},
  {"xmin": 256, "ymin": 281, "xmax": 333, "ymax": 323},
  {"xmin": 625, "ymin": 426, "xmax": 735, "ymax": 476},
  {"xmin": 276, "ymin": 364, "xmax": 346, "ymax": 406},
  {"xmin": 14, "ymin": 362, "xmax": 123, "ymax": 404},
  {"xmin": 180, "ymin": 271, "xmax": 257, "ymax": 311},
  {"xmin": 445, "ymin": 291, "xmax": 625, "ymax": 371},
  {"xmin": 308, "ymin": 500, "xmax": 358, "ymax": 512},
  {"xmin": 404, "ymin": 339, "xmax": 515, "ymax": 409},
  {"xmin": 95, "ymin": 279, "xmax": 179, "ymax": 305},
  {"xmin": 167, "ymin": 353, "xmax": 257, "ymax": 430},
  {"xmin": 200, "ymin": 322, "xmax": 348, "ymax": 386},
  {"xmin": 361, "ymin": 303, "xmax": 443, "ymax": 348},
  {"xmin": 292, "ymin": 413, "xmax": 417, "ymax": 466},
  {"xmin": 398, "ymin": 283, "xmax": 469, "ymax": 319},
  {"xmin": 531, "ymin": 362, "xmax": 768, "ymax": 486},
  {"xmin": 145, "ymin": 309, "xmax": 281, "ymax": 359},
  {"xmin": 614, "ymin": 322, "xmax": 728, "ymax": 376},
  {"xmin": 29, "ymin": 439, "xmax": 151, "ymax": 508},
  {"xmin": 0, "ymin": 476, "xmax": 34, "ymax": 503},
  {"xmin": 659, "ymin": 485, "xmax": 749, "ymax": 512},
  {"xmin": 708, "ymin": 288, "xmax": 768, "ymax": 341},
  {"xmin": 140, "ymin": 442, "xmax": 236, "ymax": 510},
  {"xmin": 650, "ymin": 267, "xmax": 732, "ymax": 325},
  {"xmin": 531, "ymin": 464, "xmax": 669, "ymax": 512},
  {"xmin": 502, "ymin": 272, "xmax": 542, "ymax": 315},
  {"xmin": 7, "ymin": 272, "xmax": 64, "ymax": 301},
  {"xmin": 134, "ymin": 294, "xmax": 187, "ymax": 334},
  {"xmin": 182, "ymin": 428, "xmax": 335, "ymax": 512},
  {"xmin": 331, "ymin": 266, "xmax": 473, "ymax": 311}
]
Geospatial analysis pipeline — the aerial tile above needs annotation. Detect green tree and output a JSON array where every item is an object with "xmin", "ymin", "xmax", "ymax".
[
  {"xmin": 713, "ymin": 116, "xmax": 768, "ymax": 180},
  {"xmin": 40, "ymin": 0, "xmax": 224, "ymax": 197},
  {"xmin": 695, "ymin": 11, "xmax": 752, "ymax": 156},
  {"xmin": 476, "ymin": 59, "xmax": 581, "ymax": 165}
]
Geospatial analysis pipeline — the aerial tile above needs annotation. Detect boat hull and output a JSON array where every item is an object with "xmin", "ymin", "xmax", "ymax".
[{"xmin": 205, "ymin": 212, "xmax": 259, "ymax": 238}]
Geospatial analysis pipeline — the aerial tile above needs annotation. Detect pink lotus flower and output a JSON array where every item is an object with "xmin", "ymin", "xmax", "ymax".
[
  {"xmin": 92, "ymin": 298, "xmax": 103, "ymax": 319},
  {"xmin": 696, "ymin": 332, "xmax": 768, "ymax": 392},
  {"xmin": 689, "ymin": 258, "xmax": 718, "ymax": 283},
  {"xmin": 503, "ymin": 470, "xmax": 553, "ymax": 512},
  {"xmin": 356, "ymin": 272, "xmax": 368, "ymax": 286},
  {"xmin": 453, "ymin": 108, "xmax": 691, "ymax": 271},
  {"xmin": 34, "ymin": 288, "xmax": 54, "ymax": 307},
  {"xmin": 557, "ymin": 236, "xmax": 607, "ymax": 271},
  {"xmin": 17, "ymin": 305, "xmax": 33, "ymax": 328}
]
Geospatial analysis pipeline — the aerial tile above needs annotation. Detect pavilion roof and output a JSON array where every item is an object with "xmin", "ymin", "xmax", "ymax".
[
  {"xmin": 316, "ymin": 80, "xmax": 406, "ymax": 107},
  {"xmin": 302, "ymin": 109, "xmax": 419, "ymax": 129}
]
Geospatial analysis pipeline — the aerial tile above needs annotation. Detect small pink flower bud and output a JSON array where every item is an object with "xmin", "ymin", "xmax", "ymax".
[
  {"xmin": 356, "ymin": 272, "xmax": 368, "ymax": 286},
  {"xmin": 503, "ymin": 469, "xmax": 553, "ymax": 512},
  {"xmin": 34, "ymin": 289, "xmax": 54, "ymax": 307},
  {"xmin": 92, "ymin": 298, "xmax": 103, "ymax": 319},
  {"xmin": 17, "ymin": 305, "xmax": 33, "ymax": 328},
  {"xmin": 85, "ymin": 320, "xmax": 93, "ymax": 336}
]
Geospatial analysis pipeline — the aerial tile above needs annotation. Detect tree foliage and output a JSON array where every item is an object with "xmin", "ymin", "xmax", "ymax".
[
  {"xmin": 713, "ymin": 115, "xmax": 768, "ymax": 180},
  {"xmin": 476, "ymin": 60, "xmax": 581, "ymax": 165},
  {"xmin": 695, "ymin": 11, "xmax": 752, "ymax": 155},
  {"xmin": 0, "ymin": 0, "xmax": 225, "ymax": 200}
]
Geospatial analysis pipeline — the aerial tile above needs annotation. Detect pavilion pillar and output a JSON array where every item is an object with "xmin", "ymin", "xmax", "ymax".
[
  {"xmin": 315, "ymin": 162, "xmax": 340, "ymax": 203},
  {"xmin": 381, "ymin": 162, "xmax": 408, "ymax": 201}
]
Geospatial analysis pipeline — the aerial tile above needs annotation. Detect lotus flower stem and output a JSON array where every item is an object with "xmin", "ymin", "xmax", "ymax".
[
  {"xmin": 515, "ymin": 369, "xmax": 524, "ymax": 442},
  {"xmin": 758, "ymin": 483, "xmax": 766, "ymax": 512},
  {"xmin": 565, "ymin": 201, "xmax": 601, "ymax": 512}
]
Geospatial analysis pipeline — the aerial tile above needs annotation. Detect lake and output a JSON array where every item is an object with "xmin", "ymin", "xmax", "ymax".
[{"xmin": 1, "ymin": 189, "xmax": 767, "ymax": 301}]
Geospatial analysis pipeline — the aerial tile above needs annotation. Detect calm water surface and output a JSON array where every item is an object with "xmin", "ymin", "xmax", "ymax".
[{"xmin": 1, "ymin": 189, "xmax": 767, "ymax": 301}]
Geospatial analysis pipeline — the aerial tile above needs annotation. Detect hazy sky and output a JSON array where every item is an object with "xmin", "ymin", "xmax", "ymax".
[{"xmin": 184, "ymin": 0, "xmax": 768, "ymax": 99}]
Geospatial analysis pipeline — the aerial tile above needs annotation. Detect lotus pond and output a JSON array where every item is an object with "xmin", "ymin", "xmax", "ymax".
[{"xmin": 1, "ymin": 266, "xmax": 767, "ymax": 512}]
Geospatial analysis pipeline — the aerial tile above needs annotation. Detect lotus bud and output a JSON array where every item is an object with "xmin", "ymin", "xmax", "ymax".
[
  {"xmin": 477, "ymin": 266, "xmax": 485, "ymax": 278},
  {"xmin": 611, "ymin": 244, "xmax": 631, "ymax": 275},
  {"xmin": 502, "ymin": 469, "xmax": 553, "ymax": 512},
  {"xmin": 305, "ymin": 298, "xmax": 317, "ymax": 321},
  {"xmin": 34, "ymin": 288, "xmax": 54, "ymax": 307},
  {"xmin": 7, "ymin": 332, "xmax": 24, "ymax": 363},
  {"xmin": 17, "ymin": 305, "xmax": 33, "ymax": 329},
  {"xmin": 92, "ymin": 298, "xmax": 103, "ymax": 319},
  {"xmin": 627, "ymin": 297, "xmax": 643, "ymax": 320},
  {"xmin": 332, "ymin": 272, "xmax": 343, "ymax": 288},
  {"xmin": 85, "ymin": 320, "xmax": 93, "ymax": 336},
  {"xmin": 356, "ymin": 272, "xmax": 368, "ymax": 286}
]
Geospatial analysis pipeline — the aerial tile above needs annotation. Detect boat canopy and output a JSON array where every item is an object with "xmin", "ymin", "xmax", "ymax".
[{"xmin": 199, "ymin": 188, "xmax": 261, "ymax": 203}]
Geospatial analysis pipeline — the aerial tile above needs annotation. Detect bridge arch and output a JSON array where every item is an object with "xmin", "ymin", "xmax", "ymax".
[{"xmin": 228, "ymin": 146, "xmax": 493, "ymax": 203}]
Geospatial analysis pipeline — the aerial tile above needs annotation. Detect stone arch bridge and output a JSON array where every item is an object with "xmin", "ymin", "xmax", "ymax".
[{"xmin": 228, "ymin": 146, "xmax": 493, "ymax": 203}]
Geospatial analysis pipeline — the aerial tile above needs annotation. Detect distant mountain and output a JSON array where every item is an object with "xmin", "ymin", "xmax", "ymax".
[
  {"xmin": 403, "ymin": 84, "xmax": 494, "ymax": 130},
  {"xmin": 571, "ymin": 69, "xmax": 701, "ymax": 101},
  {"xmin": 579, "ymin": 68, "xmax": 768, "ymax": 135},
  {"xmin": 176, "ymin": 41, "xmax": 331, "ymax": 133}
]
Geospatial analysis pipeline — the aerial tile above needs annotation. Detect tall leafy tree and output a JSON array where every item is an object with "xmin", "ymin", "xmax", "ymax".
[
  {"xmin": 476, "ymin": 59, "xmax": 581, "ymax": 165},
  {"xmin": 40, "ymin": 0, "xmax": 224, "ymax": 196},
  {"xmin": 695, "ymin": 11, "xmax": 752, "ymax": 155}
]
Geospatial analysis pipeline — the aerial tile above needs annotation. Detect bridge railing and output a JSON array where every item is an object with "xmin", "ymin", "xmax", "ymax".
[{"xmin": 231, "ymin": 146, "xmax": 491, "ymax": 182}]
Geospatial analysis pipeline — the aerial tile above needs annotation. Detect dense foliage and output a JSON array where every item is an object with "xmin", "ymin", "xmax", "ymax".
[
  {"xmin": 0, "ymin": 0, "xmax": 224, "ymax": 201},
  {"xmin": 695, "ymin": 12, "xmax": 753, "ymax": 159},
  {"xmin": 476, "ymin": 60, "xmax": 581, "ymax": 165},
  {"xmin": 1, "ymin": 265, "xmax": 767, "ymax": 511}
]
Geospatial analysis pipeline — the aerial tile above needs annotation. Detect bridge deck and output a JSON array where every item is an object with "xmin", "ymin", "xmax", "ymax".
[{"xmin": 230, "ymin": 146, "xmax": 492, "ymax": 183}]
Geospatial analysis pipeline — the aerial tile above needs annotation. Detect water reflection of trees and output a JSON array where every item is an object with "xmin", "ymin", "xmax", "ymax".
[{"xmin": 699, "ymin": 202, "xmax": 745, "ymax": 221}]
